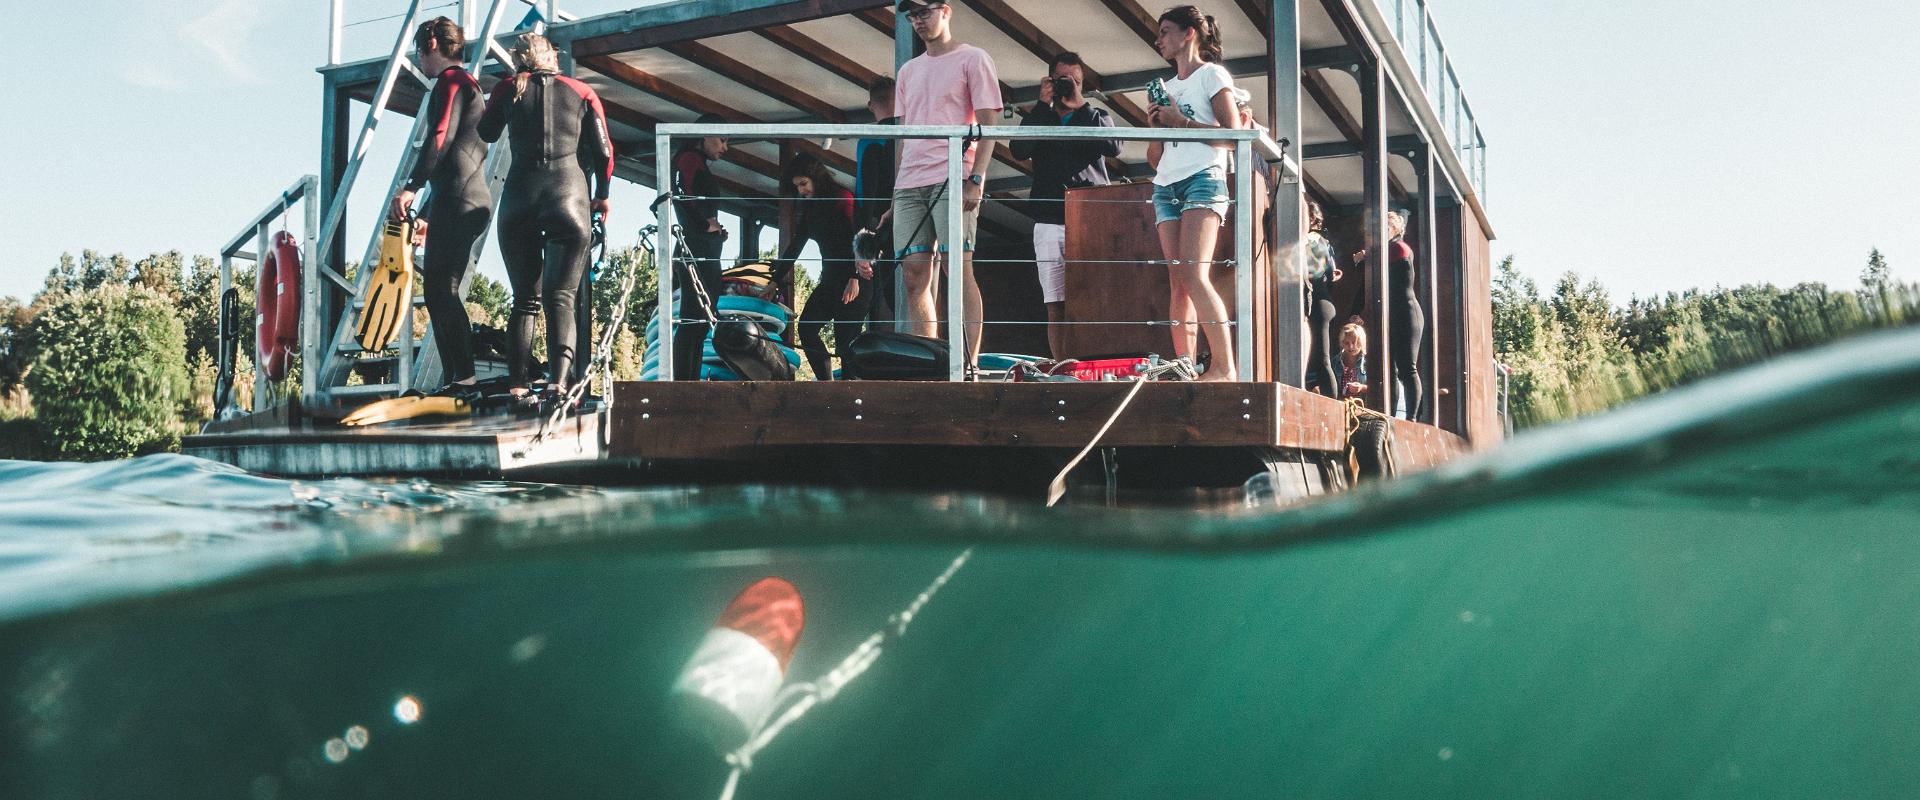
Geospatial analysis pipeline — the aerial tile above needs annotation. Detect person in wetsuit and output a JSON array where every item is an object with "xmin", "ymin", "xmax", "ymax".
[
  {"xmin": 670, "ymin": 113, "xmax": 729, "ymax": 380},
  {"xmin": 776, "ymin": 154, "xmax": 868, "ymax": 380},
  {"xmin": 1302, "ymin": 201, "xmax": 1343, "ymax": 398},
  {"xmin": 854, "ymin": 78, "xmax": 898, "ymax": 332},
  {"xmin": 1348, "ymin": 210, "xmax": 1425, "ymax": 419},
  {"xmin": 477, "ymin": 33, "xmax": 612, "ymax": 399},
  {"xmin": 390, "ymin": 17, "xmax": 491, "ymax": 394}
]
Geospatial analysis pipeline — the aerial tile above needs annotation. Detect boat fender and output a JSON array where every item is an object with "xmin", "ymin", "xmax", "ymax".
[
  {"xmin": 1348, "ymin": 415, "xmax": 1392, "ymax": 481},
  {"xmin": 255, "ymin": 231, "xmax": 302, "ymax": 382},
  {"xmin": 668, "ymin": 577, "xmax": 806, "ymax": 755}
]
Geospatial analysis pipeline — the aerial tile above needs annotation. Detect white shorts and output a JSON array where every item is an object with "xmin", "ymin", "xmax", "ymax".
[{"xmin": 1032, "ymin": 222, "xmax": 1066, "ymax": 304}]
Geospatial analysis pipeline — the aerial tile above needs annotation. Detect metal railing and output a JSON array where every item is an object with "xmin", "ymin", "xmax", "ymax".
[
  {"xmin": 217, "ymin": 175, "xmax": 321, "ymax": 413},
  {"xmin": 651, "ymin": 123, "xmax": 1297, "ymax": 383},
  {"xmin": 1366, "ymin": 0, "xmax": 1487, "ymax": 203}
]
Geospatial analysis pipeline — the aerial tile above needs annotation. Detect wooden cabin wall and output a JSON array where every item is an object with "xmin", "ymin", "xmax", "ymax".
[
  {"xmin": 1459, "ymin": 209, "xmax": 1501, "ymax": 445},
  {"xmin": 1060, "ymin": 178, "xmax": 1273, "ymax": 380},
  {"xmin": 976, "ymin": 235, "xmax": 1050, "ymax": 356},
  {"xmin": 1434, "ymin": 204, "xmax": 1463, "ymax": 435}
]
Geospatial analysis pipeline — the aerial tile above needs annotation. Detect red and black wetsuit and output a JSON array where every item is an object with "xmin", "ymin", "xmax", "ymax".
[
  {"xmin": 406, "ymin": 64, "xmax": 492, "ymax": 384},
  {"xmin": 775, "ymin": 185, "xmax": 867, "ymax": 379},
  {"xmin": 478, "ymin": 70, "xmax": 613, "ymax": 389},
  {"xmin": 1349, "ymin": 239, "xmax": 1425, "ymax": 419}
]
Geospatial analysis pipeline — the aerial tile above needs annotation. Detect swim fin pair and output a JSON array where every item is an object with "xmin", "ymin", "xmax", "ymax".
[
  {"xmin": 339, "ymin": 394, "xmax": 472, "ymax": 427},
  {"xmin": 355, "ymin": 218, "xmax": 415, "ymax": 351}
]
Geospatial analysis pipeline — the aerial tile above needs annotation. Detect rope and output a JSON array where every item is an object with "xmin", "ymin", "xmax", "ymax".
[
  {"xmin": 715, "ymin": 546, "xmax": 976, "ymax": 800},
  {"xmin": 1342, "ymin": 397, "xmax": 1396, "ymax": 478},
  {"xmin": 1042, "ymin": 355, "xmax": 1196, "ymax": 505}
]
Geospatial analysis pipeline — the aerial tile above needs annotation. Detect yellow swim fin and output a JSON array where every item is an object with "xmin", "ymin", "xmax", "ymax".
[
  {"xmin": 355, "ymin": 218, "xmax": 415, "ymax": 351},
  {"xmin": 340, "ymin": 395, "xmax": 472, "ymax": 427}
]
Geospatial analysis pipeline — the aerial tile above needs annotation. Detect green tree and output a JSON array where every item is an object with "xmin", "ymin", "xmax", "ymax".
[
  {"xmin": 1862, "ymin": 247, "xmax": 1891, "ymax": 291},
  {"xmin": 24, "ymin": 283, "xmax": 190, "ymax": 459}
]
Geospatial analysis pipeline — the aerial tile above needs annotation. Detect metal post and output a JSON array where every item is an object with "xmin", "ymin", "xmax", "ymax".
[
  {"xmin": 1416, "ymin": 145, "xmax": 1437, "ymax": 425},
  {"xmin": 317, "ymin": 0, "xmax": 424, "ymax": 266},
  {"xmin": 1267, "ymin": 0, "xmax": 1305, "ymax": 387},
  {"xmin": 218, "ymin": 252, "xmax": 234, "ymax": 416},
  {"xmin": 301, "ymin": 175, "xmax": 321, "ymax": 404},
  {"xmin": 1361, "ymin": 59, "xmax": 1393, "ymax": 415},
  {"xmin": 1232, "ymin": 139, "xmax": 1254, "ymax": 382},
  {"xmin": 655, "ymin": 133, "xmax": 675, "ymax": 381},
  {"xmin": 894, "ymin": 10, "xmax": 917, "ymax": 334},
  {"xmin": 254, "ymin": 221, "xmax": 271, "ymax": 406},
  {"xmin": 944, "ymin": 135, "xmax": 965, "ymax": 381},
  {"xmin": 329, "ymin": 0, "xmax": 344, "ymax": 66}
]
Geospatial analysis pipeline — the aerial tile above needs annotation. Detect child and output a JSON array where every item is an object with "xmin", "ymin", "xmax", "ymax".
[{"xmin": 1339, "ymin": 321, "xmax": 1369, "ymax": 398}]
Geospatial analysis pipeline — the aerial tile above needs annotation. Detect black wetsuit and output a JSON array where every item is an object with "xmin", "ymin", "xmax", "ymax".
[
  {"xmin": 776, "ymin": 186, "xmax": 868, "ymax": 379},
  {"xmin": 1303, "ymin": 232, "xmax": 1340, "ymax": 398},
  {"xmin": 1351, "ymin": 238, "xmax": 1425, "ymax": 419},
  {"xmin": 406, "ymin": 65, "xmax": 493, "ymax": 384},
  {"xmin": 671, "ymin": 148, "xmax": 725, "ymax": 380},
  {"xmin": 853, "ymin": 120, "xmax": 897, "ymax": 331},
  {"xmin": 478, "ymin": 71, "xmax": 612, "ymax": 389}
]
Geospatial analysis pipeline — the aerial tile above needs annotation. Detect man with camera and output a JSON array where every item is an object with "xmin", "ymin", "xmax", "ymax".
[{"xmin": 1010, "ymin": 52, "xmax": 1122, "ymax": 359}]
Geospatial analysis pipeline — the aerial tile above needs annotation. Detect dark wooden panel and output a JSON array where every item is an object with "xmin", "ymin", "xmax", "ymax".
[
  {"xmin": 1058, "ymin": 176, "xmax": 1273, "ymax": 380},
  {"xmin": 1460, "ymin": 206, "xmax": 1500, "ymax": 445},
  {"xmin": 608, "ymin": 381, "xmax": 1352, "ymax": 458},
  {"xmin": 1434, "ymin": 204, "xmax": 1464, "ymax": 435},
  {"xmin": 1387, "ymin": 417, "xmax": 1467, "ymax": 473}
]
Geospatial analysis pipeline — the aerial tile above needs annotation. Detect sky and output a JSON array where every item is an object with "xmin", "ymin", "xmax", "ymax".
[{"xmin": 1, "ymin": 0, "xmax": 1916, "ymax": 304}]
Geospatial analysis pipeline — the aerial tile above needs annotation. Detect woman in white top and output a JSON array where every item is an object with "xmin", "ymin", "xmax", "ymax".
[{"xmin": 1145, "ymin": 5, "xmax": 1241, "ymax": 381}]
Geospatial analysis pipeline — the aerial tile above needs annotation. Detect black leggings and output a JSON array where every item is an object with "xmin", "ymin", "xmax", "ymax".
[
  {"xmin": 1306, "ymin": 291, "xmax": 1339, "ymax": 398},
  {"xmin": 498, "ymin": 162, "xmax": 591, "ymax": 388},
  {"xmin": 798, "ymin": 260, "xmax": 872, "ymax": 379},
  {"xmin": 421, "ymin": 202, "xmax": 491, "ymax": 383},
  {"xmin": 1391, "ymin": 300, "xmax": 1425, "ymax": 421},
  {"xmin": 673, "ymin": 233, "xmax": 724, "ymax": 381}
]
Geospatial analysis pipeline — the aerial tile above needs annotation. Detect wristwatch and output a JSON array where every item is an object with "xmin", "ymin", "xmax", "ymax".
[{"xmin": 966, "ymin": 174, "xmax": 984, "ymax": 186}]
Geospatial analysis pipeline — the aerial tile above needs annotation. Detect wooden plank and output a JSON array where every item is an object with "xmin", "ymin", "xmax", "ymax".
[
  {"xmin": 571, "ymin": 0, "xmax": 893, "ymax": 58},
  {"xmin": 577, "ymin": 54, "xmax": 754, "ymax": 123},
  {"xmin": 610, "ymin": 381, "xmax": 1355, "ymax": 458},
  {"xmin": 1090, "ymin": 0, "xmax": 1159, "ymax": 46},
  {"xmin": 755, "ymin": 24, "xmax": 885, "ymax": 90},
  {"xmin": 662, "ymin": 40, "xmax": 848, "ymax": 122},
  {"xmin": 853, "ymin": 6, "xmax": 896, "ymax": 36},
  {"xmin": 962, "ymin": 0, "xmax": 1150, "ymax": 128},
  {"xmin": 1231, "ymin": 0, "xmax": 1271, "ymax": 33},
  {"xmin": 1387, "ymin": 416, "xmax": 1466, "ymax": 473}
]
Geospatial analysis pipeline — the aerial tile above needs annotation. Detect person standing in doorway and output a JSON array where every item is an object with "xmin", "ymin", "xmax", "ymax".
[
  {"xmin": 855, "ymin": 77, "xmax": 899, "ymax": 332},
  {"xmin": 892, "ymin": 0, "xmax": 1002, "ymax": 366},
  {"xmin": 1348, "ymin": 210, "xmax": 1425, "ymax": 419},
  {"xmin": 1010, "ymin": 51, "xmax": 1121, "ymax": 359},
  {"xmin": 775, "ymin": 154, "xmax": 869, "ymax": 380},
  {"xmin": 670, "ymin": 113, "xmax": 730, "ymax": 380}
]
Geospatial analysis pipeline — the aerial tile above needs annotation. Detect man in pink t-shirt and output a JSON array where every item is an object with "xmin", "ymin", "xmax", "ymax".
[{"xmin": 892, "ymin": 0, "xmax": 1002, "ymax": 361}]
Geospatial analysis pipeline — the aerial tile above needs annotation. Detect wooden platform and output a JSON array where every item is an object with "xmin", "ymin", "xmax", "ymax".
[{"xmin": 181, "ymin": 410, "xmax": 616, "ymax": 479}]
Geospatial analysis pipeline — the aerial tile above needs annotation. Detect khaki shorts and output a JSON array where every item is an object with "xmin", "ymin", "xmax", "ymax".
[{"xmin": 892, "ymin": 183, "xmax": 978, "ymax": 258}]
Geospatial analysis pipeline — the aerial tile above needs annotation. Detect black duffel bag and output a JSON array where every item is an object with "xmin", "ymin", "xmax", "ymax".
[{"xmin": 841, "ymin": 331, "xmax": 951, "ymax": 380}]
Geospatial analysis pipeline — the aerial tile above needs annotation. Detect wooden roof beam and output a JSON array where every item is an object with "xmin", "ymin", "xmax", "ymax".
[
  {"xmin": 1092, "ymin": 0, "xmax": 1158, "ymax": 46},
  {"xmin": 662, "ymin": 40, "xmax": 848, "ymax": 122},
  {"xmin": 960, "ymin": 0, "xmax": 1150, "ymax": 128},
  {"xmin": 579, "ymin": 54, "xmax": 754, "ymax": 123},
  {"xmin": 570, "ymin": 0, "xmax": 893, "ymax": 58},
  {"xmin": 756, "ymin": 24, "xmax": 885, "ymax": 90}
]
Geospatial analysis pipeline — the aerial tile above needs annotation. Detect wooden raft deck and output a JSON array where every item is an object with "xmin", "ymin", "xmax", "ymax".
[
  {"xmin": 182, "ymin": 409, "xmax": 615, "ymax": 479},
  {"xmin": 609, "ymin": 381, "xmax": 1463, "ymax": 464}
]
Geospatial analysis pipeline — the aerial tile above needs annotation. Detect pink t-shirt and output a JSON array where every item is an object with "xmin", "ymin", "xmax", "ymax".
[{"xmin": 894, "ymin": 44, "xmax": 1002, "ymax": 190}]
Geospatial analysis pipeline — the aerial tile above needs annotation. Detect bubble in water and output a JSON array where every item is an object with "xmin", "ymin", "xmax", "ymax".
[
  {"xmin": 1458, "ymin": 611, "xmax": 1475, "ymax": 623},
  {"xmin": 394, "ymin": 695, "xmax": 422, "ymax": 725},
  {"xmin": 1438, "ymin": 747, "xmax": 1454, "ymax": 761},
  {"xmin": 344, "ymin": 725, "xmax": 369, "ymax": 750},
  {"xmin": 322, "ymin": 738, "xmax": 350, "ymax": 764},
  {"xmin": 510, "ymin": 635, "xmax": 547, "ymax": 663}
]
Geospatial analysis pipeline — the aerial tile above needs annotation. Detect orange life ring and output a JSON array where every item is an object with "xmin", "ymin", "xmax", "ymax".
[{"xmin": 255, "ymin": 231, "xmax": 302, "ymax": 381}]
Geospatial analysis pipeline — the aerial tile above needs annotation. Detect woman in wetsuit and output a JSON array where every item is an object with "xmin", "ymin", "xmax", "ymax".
[
  {"xmin": 1348, "ymin": 210, "xmax": 1424, "ymax": 419},
  {"xmin": 775, "ymin": 154, "xmax": 869, "ymax": 380},
  {"xmin": 390, "ymin": 17, "xmax": 490, "ymax": 395},
  {"xmin": 670, "ymin": 114, "xmax": 729, "ymax": 381},
  {"xmin": 1302, "ymin": 201, "xmax": 1343, "ymax": 398},
  {"xmin": 477, "ymin": 33, "xmax": 612, "ymax": 401}
]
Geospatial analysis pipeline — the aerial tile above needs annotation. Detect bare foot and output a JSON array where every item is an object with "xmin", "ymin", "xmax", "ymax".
[{"xmin": 1197, "ymin": 369, "xmax": 1238, "ymax": 382}]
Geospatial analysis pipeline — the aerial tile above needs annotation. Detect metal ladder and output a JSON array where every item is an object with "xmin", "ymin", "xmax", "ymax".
[{"xmin": 310, "ymin": 0, "xmax": 542, "ymax": 407}]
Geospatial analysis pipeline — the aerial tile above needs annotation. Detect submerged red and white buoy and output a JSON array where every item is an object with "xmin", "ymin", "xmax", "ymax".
[{"xmin": 669, "ymin": 577, "xmax": 806, "ymax": 754}]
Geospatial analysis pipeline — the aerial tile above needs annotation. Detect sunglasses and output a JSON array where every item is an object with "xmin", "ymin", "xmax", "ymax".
[{"xmin": 903, "ymin": 5, "xmax": 944, "ymax": 20}]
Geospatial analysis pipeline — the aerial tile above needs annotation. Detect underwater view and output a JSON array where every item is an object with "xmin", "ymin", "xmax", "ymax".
[{"xmin": 2, "ymin": 325, "xmax": 1917, "ymax": 799}]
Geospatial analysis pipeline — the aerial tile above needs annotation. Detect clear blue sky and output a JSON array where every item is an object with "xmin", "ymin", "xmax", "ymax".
[{"xmin": 2, "ymin": 0, "xmax": 1914, "ymax": 303}]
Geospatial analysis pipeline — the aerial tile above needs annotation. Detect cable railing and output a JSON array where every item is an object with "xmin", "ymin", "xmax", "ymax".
[
  {"xmin": 1371, "ymin": 0, "xmax": 1487, "ymax": 203},
  {"xmin": 651, "ymin": 123, "xmax": 1297, "ymax": 383}
]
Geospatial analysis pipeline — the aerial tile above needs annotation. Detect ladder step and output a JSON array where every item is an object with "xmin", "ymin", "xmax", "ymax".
[{"xmin": 330, "ymin": 383, "xmax": 403, "ymax": 397}]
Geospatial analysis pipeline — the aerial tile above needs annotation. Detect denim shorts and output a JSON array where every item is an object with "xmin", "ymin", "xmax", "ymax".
[{"xmin": 1151, "ymin": 166, "xmax": 1230, "ymax": 224}]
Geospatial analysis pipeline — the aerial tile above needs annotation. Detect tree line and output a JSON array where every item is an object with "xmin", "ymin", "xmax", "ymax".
[{"xmin": 0, "ymin": 246, "xmax": 1908, "ymax": 459}]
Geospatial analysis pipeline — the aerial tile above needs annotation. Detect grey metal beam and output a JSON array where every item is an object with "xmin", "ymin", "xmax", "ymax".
[
  {"xmin": 1269, "ymin": 0, "xmax": 1305, "ymax": 388},
  {"xmin": 1361, "ymin": 57, "xmax": 1392, "ymax": 416},
  {"xmin": 1301, "ymin": 135, "xmax": 1424, "ymax": 161}
]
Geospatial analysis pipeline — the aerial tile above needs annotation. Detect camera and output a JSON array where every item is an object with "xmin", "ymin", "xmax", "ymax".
[{"xmin": 1048, "ymin": 77, "xmax": 1075, "ymax": 101}]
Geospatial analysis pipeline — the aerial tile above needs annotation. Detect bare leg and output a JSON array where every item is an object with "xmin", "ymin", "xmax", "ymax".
[
  {"xmin": 902, "ymin": 251, "xmax": 938, "ymax": 338},
  {"xmin": 1156, "ymin": 221, "xmax": 1196, "ymax": 359},
  {"xmin": 961, "ymin": 251, "xmax": 982, "ymax": 365},
  {"xmin": 1176, "ymin": 208, "xmax": 1236, "ymax": 381},
  {"xmin": 1044, "ymin": 302, "xmax": 1066, "ymax": 359}
]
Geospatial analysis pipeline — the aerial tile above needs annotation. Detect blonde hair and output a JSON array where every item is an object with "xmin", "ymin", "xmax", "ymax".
[
  {"xmin": 1386, "ymin": 210, "xmax": 1407, "ymax": 240},
  {"xmin": 1340, "ymin": 322, "xmax": 1367, "ymax": 354},
  {"xmin": 510, "ymin": 33, "xmax": 560, "ymax": 98}
]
